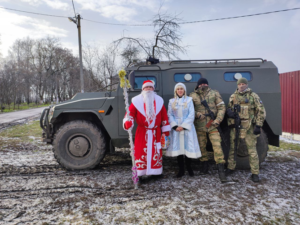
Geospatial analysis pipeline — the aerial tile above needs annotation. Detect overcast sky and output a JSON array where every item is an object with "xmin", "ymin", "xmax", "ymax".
[{"xmin": 0, "ymin": 0, "xmax": 299, "ymax": 73}]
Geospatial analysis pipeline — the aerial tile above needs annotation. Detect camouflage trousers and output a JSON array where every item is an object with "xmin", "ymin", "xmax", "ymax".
[
  {"xmin": 196, "ymin": 128, "xmax": 225, "ymax": 164},
  {"xmin": 227, "ymin": 125, "xmax": 259, "ymax": 174}
]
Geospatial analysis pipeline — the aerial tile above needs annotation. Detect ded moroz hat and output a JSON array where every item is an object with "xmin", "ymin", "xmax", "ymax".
[{"xmin": 142, "ymin": 80, "xmax": 155, "ymax": 90}]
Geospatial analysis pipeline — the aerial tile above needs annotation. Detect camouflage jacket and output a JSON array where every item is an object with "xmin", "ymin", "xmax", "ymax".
[
  {"xmin": 189, "ymin": 87, "xmax": 225, "ymax": 132},
  {"xmin": 227, "ymin": 88, "xmax": 266, "ymax": 127}
]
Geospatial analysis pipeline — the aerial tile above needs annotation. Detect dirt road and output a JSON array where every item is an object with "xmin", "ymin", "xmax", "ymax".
[
  {"xmin": 0, "ymin": 107, "xmax": 48, "ymax": 129},
  {"xmin": 1, "ymin": 144, "xmax": 300, "ymax": 224}
]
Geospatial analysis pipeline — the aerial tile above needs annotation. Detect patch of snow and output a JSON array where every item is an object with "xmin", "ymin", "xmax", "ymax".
[
  {"xmin": 280, "ymin": 136, "xmax": 300, "ymax": 144},
  {"xmin": 0, "ymin": 146, "xmax": 300, "ymax": 224}
]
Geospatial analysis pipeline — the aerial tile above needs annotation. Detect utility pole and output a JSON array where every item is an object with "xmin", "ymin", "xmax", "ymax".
[
  {"xmin": 68, "ymin": 14, "xmax": 84, "ymax": 93},
  {"xmin": 77, "ymin": 14, "xmax": 84, "ymax": 93}
]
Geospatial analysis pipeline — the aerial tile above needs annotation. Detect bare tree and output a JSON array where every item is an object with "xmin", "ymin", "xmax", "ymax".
[
  {"xmin": 101, "ymin": 45, "xmax": 119, "ymax": 91},
  {"xmin": 1, "ymin": 35, "xmax": 117, "ymax": 106},
  {"xmin": 120, "ymin": 43, "xmax": 142, "ymax": 67},
  {"xmin": 83, "ymin": 43, "xmax": 120, "ymax": 92},
  {"xmin": 113, "ymin": 12, "xmax": 187, "ymax": 61},
  {"xmin": 82, "ymin": 43, "xmax": 105, "ymax": 91},
  {"xmin": 0, "ymin": 69, "xmax": 6, "ymax": 112},
  {"xmin": 0, "ymin": 62, "xmax": 17, "ymax": 110},
  {"xmin": 151, "ymin": 12, "xmax": 187, "ymax": 60},
  {"xmin": 0, "ymin": 34, "xmax": 3, "ymax": 65}
]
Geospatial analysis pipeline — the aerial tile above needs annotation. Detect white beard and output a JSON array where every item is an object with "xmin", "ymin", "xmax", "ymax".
[{"xmin": 141, "ymin": 90, "xmax": 156, "ymax": 123}]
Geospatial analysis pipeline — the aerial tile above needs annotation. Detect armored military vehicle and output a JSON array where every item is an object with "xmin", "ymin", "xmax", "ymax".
[{"xmin": 40, "ymin": 58, "xmax": 281, "ymax": 170}]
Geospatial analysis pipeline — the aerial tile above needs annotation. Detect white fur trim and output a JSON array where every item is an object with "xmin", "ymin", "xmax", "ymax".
[
  {"xmin": 169, "ymin": 96, "xmax": 192, "ymax": 105},
  {"xmin": 170, "ymin": 121, "xmax": 177, "ymax": 128},
  {"xmin": 123, "ymin": 117, "xmax": 133, "ymax": 130},
  {"xmin": 162, "ymin": 125, "xmax": 171, "ymax": 132},
  {"xmin": 179, "ymin": 130, "xmax": 184, "ymax": 152},
  {"xmin": 132, "ymin": 94, "xmax": 145, "ymax": 117},
  {"xmin": 146, "ymin": 129, "xmax": 153, "ymax": 175},
  {"xmin": 137, "ymin": 168, "xmax": 163, "ymax": 176},
  {"xmin": 131, "ymin": 94, "xmax": 164, "ymax": 117},
  {"xmin": 156, "ymin": 142, "xmax": 161, "ymax": 150},
  {"xmin": 142, "ymin": 81, "xmax": 155, "ymax": 90},
  {"xmin": 165, "ymin": 150, "xmax": 201, "ymax": 158},
  {"xmin": 154, "ymin": 95, "xmax": 164, "ymax": 115}
]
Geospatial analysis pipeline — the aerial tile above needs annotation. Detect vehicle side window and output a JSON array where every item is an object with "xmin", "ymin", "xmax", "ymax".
[
  {"xmin": 174, "ymin": 73, "xmax": 201, "ymax": 82},
  {"xmin": 224, "ymin": 72, "xmax": 252, "ymax": 81},
  {"xmin": 134, "ymin": 76, "xmax": 157, "ymax": 89}
]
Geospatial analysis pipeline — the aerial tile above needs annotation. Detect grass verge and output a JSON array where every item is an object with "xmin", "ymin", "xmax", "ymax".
[
  {"xmin": 269, "ymin": 141, "xmax": 300, "ymax": 152},
  {"xmin": 0, "ymin": 103, "xmax": 49, "ymax": 113},
  {"xmin": 0, "ymin": 121, "xmax": 43, "ymax": 150}
]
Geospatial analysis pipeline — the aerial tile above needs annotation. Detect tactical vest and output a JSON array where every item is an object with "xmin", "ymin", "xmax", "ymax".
[
  {"xmin": 232, "ymin": 91, "xmax": 255, "ymax": 138},
  {"xmin": 190, "ymin": 88, "xmax": 225, "ymax": 132}
]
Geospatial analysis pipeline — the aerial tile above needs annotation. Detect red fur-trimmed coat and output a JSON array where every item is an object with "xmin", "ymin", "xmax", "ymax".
[{"xmin": 123, "ymin": 94, "xmax": 171, "ymax": 176}]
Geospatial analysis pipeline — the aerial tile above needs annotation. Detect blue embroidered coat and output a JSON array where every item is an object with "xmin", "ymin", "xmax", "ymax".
[{"xmin": 166, "ymin": 96, "xmax": 201, "ymax": 158}]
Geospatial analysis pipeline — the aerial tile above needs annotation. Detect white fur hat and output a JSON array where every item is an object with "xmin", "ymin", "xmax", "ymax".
[
  {"xmin": 142, "ymin": 80, "xmax": 155, "ymax": 90},
  {"xmin": 174, "ymin": 82, "xmax": 186, "ymax": 93}
]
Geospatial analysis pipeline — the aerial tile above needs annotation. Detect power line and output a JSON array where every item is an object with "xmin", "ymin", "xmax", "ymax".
[
  {"xmin": 0, "ymin": 6, "xmax": 68, "ymax": 18},
  {"xmin": 0, "ymin": 6, "xmax": 299, "ymax": 26},
  {"xmin": 71, "ymin": 0, "xmax": 76, "ymax": 17},
  {"xmin": 179, "ymin": 7, "xmax": 300, "ymax": 24},
  {"xmin": 84, "ymin": 7, "xmax": 300, "ymax": 26},
  {"xmin": 83, "ymin": 18, "xmax": 151, "ymax": 26}
]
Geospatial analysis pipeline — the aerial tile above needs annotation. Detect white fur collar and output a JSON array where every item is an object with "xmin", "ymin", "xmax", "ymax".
[
  {"xmin": 169, "ymin": 96, "xmax": 192, "ymax": 104},
  {"xmin": 132, "ymin": 93, "xmax": 164, "ymax": 117}
]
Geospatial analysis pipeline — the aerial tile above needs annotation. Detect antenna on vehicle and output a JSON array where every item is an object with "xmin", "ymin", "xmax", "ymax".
[{"xmin": 146, "ymin": 57, "xmax": 160, "ymax": 65}]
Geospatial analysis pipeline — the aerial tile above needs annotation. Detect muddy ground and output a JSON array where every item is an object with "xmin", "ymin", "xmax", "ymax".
[{"xmin": 1, "ymin": 133, "xmax": 300, "ymax": 224}]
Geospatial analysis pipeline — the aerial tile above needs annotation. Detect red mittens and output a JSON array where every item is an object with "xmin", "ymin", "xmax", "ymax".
[
  {"xmin": 164, "ymin": 131, "xmax": 170, "ymax": 136},
  {"xmin": 124, "ymin": 121, "xmax": 133, "ymax": 129}
]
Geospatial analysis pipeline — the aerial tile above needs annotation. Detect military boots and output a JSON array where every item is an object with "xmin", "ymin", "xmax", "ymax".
[
  {"xmin": 218, "ymin": 163, "xmax": 228, "ymax": 183},
  {"xmin": 251, "ymin": 174, "xmax": 259, "ymax": 183},
  {"xmin": 199, "ymin": 161, "xmax": 209, "ymax": 175},
  {"xmin": 225, "ymin": 168, "xmax": 234, "ymax": 176}
]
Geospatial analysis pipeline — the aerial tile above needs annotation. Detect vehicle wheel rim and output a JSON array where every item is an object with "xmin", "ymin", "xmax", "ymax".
[{"xmin": 67, "ymin": 134, "xmax": 91, "ymax": 158}]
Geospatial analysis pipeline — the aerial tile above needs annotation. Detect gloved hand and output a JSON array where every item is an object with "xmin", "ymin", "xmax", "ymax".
[
  {"xmin": 124, "ymin": 121, "xmax": 133, "ymax": 130},
  {"xmin": 253, "ymin": 125, "xmax": 261, "ymax": 135},
  {"xmin": 226, "ymin": 108, "xmax": 235, "ymax": 118},
  {"xmin": 197, "ymin": 112, "xmax": 206, "ymax": 120},
  {"xmin": 212, "ymin": 120, "xmax": 220, "ymax": 127}
]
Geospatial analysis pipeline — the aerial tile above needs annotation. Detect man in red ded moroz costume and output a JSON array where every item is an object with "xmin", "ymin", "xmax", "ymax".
[{"xmin": 123, "ymin": 80, "xmax": 171, "ymax": 177}]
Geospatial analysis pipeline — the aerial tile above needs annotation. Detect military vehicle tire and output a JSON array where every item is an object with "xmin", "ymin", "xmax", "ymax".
[
  {"xmin": 53, "ymin": 120, "xmax": 106, "ymax": 170},
  {"xmin": 236, "ymin": 129, "xmax": 269, "ymax": 170}
]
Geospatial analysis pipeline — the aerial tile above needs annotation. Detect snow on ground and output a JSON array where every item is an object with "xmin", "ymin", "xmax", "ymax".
[
  {"xmin": 280, "ymin": 136, "xmax": 300, "ymax": 144},
  {"xmin": 0, "ymin": 141, "xmax": 300, "ymax": 224}
]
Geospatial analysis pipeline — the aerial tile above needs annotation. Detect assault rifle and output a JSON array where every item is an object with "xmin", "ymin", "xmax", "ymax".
[
  {"xmin": 201, "ymin": 100, "xmax": 228, "ymax": 147},
  {"xmin": 233, "ymin": 104, "xmax": 241, "ymax": 162}
]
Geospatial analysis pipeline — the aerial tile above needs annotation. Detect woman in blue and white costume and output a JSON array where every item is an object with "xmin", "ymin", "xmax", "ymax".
[{"xmin": 166, "ymin": 83, "xmax": 201, "ymax": 177}]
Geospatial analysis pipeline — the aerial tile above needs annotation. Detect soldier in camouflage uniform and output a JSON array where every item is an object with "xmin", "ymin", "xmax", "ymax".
[
  {"xmin": 189, "ymin": 78, "xmax": 227, "ymax": 182},
  {"xmin": 226, "ymin": 77, "xmax": 265, "ymax": 182}
]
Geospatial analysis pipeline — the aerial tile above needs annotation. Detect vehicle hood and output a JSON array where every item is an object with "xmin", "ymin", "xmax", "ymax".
[{"xmin": 54, "ymin": 92, "xmax": 113, "ymax": 110}]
